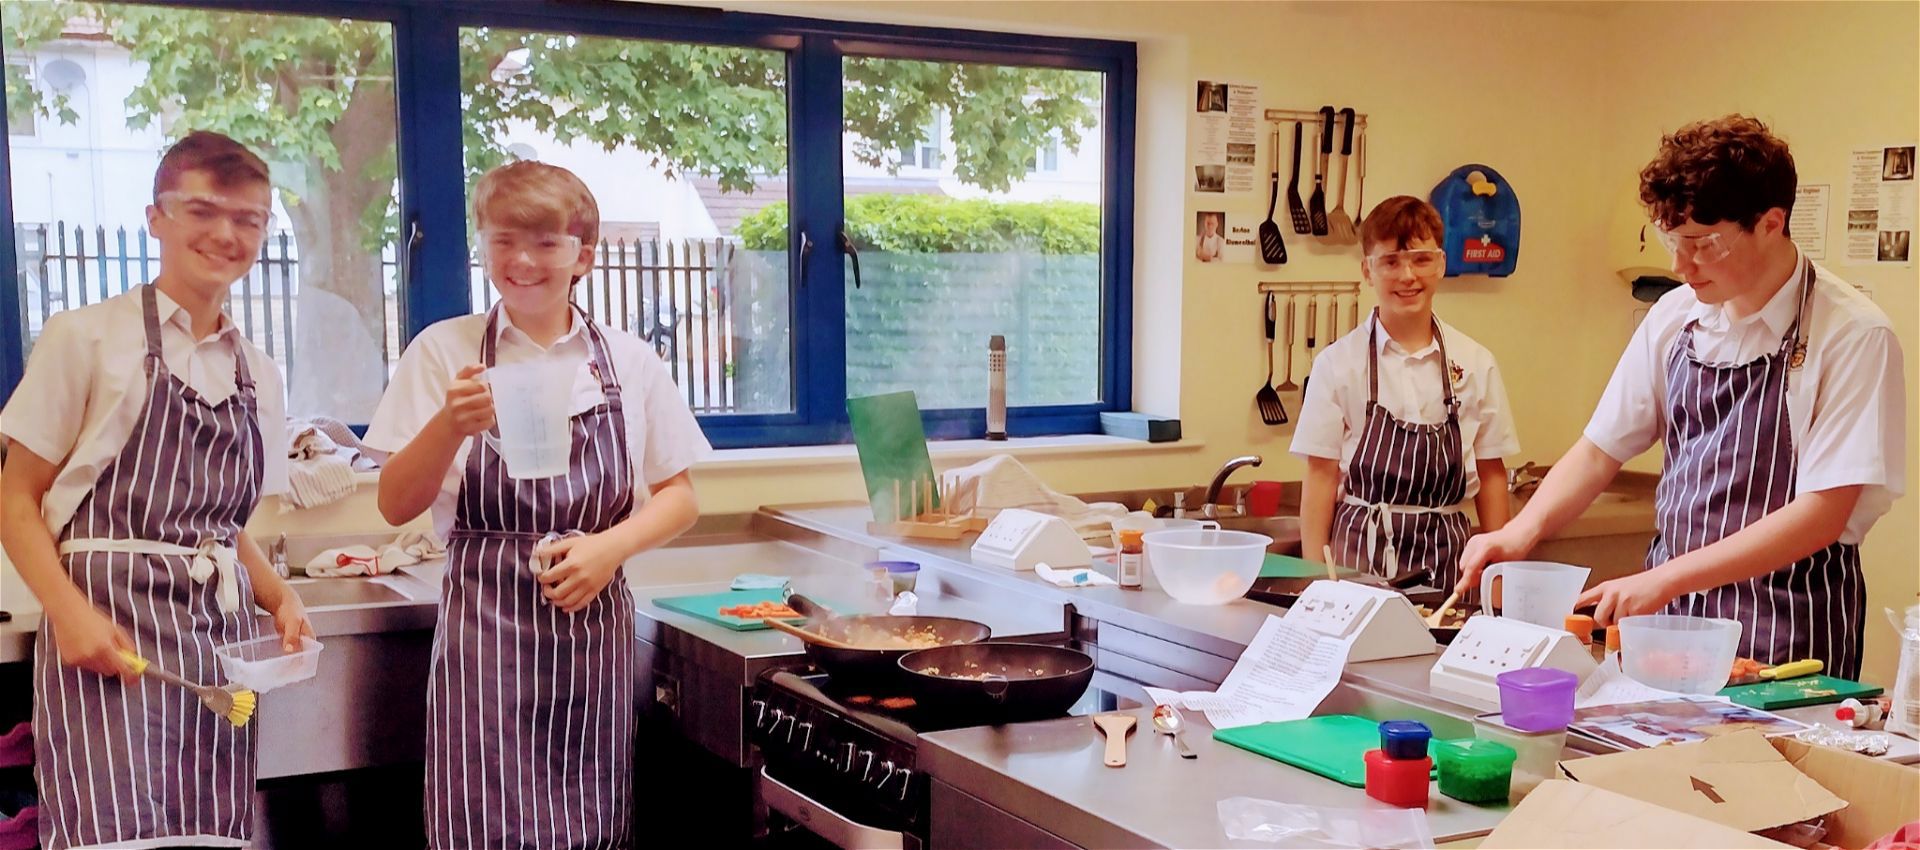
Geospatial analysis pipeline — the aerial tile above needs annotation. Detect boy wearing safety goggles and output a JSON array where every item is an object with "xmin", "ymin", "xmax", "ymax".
[
  {"xmin": 1458, "ymin": 115, "xmax": 1904, "ymax": 681},
  {"xmin": 1292, "ymin": 195, "xmax": 1520, "ymax": 593},
  {"xmin": 1, "ymin": 130, "xmax": 310, "ymax": 850},
  {"xmin": 366, "ymin": 160, "xmax": 706, "ymax": 849}
]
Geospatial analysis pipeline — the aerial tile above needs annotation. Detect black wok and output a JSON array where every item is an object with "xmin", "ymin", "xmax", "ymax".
[
  {"xmin": 897, "ymin": 643, "xmax": 1094, "ymax": 726},
  {"xmin": 803, "ymin": 614, "xmax": 991, "ymax": 688}
]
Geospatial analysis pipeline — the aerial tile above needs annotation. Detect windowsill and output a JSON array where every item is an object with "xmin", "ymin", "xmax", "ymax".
[{"xmin": 695, "ymin": 434, "xmax": 1207, "ymax": 473}]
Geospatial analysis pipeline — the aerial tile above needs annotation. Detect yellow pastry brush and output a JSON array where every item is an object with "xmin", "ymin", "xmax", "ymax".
[{"xmin": 119, "ymin": 650, "xmax": 257, "ymax": 727}]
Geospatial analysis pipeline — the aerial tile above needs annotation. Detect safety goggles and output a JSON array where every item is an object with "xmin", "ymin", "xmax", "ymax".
[
  {"xmin": 478, "ymin": 229, "xmax": 585, "ymax": 266},
  {"xmin": 1652, "ymin": 227, "xmax": 1734, "ymax": 265},
  {"xmin": 155, "ymin": 191, "xmax": 274, "ymax": 238},
  {"xmin": 1364, "ymin": 248, "xmax": 1446, "ymax": 276}
]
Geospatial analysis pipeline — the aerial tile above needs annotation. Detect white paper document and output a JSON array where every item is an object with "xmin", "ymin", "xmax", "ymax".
[
  {"xmin": 1140, "ymin": 615, "xmax": 1353, "ymax": 729},
  {"xmin": 1574, "ymin": 655, "xmax": 1687, "ymax": 709}
]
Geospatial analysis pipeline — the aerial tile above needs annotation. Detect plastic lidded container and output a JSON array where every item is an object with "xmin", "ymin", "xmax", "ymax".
[
  {"xmin": 1618, "ymin": 614, "xmax": 1742, "ymax": 693},
  {"xmin": 1496, "ymin": 667, "xmax": 1578, "ymax": 732},
  {"xmin": 1378, "ymin": 720, "xmax": 1433, "ymax": 760},
  {"xmin": 1473, "ymin": 716, "xmax": 1565, "ymax": 801},
  {"xmin": 1363, "ymin": 749, "xmax": 1431, "ymax": 808},
  {"xmin": 215, "ymin": 635, "xmax": 323, "ymax": 693},
  {"xmin": 1434, "ymin": 739, "xmax": 1517, "ymax": 803},
  {"xmin": 871, "ymin": 560, "xmax": 921, "ymax": 595}
]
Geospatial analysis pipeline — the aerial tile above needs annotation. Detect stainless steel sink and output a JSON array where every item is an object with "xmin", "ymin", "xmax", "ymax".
[
  {"xmin": 288, "ymin": 579, "xmax": 415, "ymax": 609},
  {"xmin": 1212, "ymin": 515, "xmax": 1303, "ymax": 555}
]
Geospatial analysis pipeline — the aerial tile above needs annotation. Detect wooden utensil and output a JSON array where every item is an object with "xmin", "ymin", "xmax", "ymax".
[
  {"xmin": 1353, "ymin": 123, "xmax": 1368, "ymax": 228},
  {"xmin": 1325, "ymin": 107, "xmax": 1359, "ymax": 244},
  {"xmin": 1094, "ymin": 713, "xmax": 1136, "ymax": 767},
  {"xmin": 1256, "ymin": 294, "xmax": 1287, "ymax": 425},
  {"xmin": 1424, "ymin": 587, "xmax": 1463, "ymax": 629},
  {"xmin": 1322, "ymin": 545, "xmax": 1340, "ymax": 582},
  {"xmin": 1276, "ymin": 296, "xmax": 1300, "ymax": 394},
  {"xmin": 1301, "ymin": 296, "xmax": 1320, "ymax": 396},
  {"xmin": 763, "ymin": 618, "xmax": 858, "ymax": 650}
]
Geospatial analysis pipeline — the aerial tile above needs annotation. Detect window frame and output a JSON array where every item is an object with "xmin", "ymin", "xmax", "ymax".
[{"xmin": 0, "ymin": 0, "xmax": 1136, "ymax": 449}]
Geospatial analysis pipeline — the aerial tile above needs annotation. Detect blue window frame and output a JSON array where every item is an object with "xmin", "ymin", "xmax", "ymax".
[{"xmin": 0, "ymin": 0, "xmax": 1134, "ymax": 449}]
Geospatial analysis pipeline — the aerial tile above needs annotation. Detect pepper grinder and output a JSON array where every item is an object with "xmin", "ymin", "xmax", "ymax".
[{"xmin": 986, "ymin": 335, "xmax": 1007, "ymax": 440}]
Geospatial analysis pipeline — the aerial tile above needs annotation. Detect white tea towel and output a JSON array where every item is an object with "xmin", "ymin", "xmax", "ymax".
[
  {"xmin": 303, "ymin": 531, "xmax": 447, "ymax": 577},
  {"xmin": 285, "ymin": 452, "xmax": 356, "ymax": 511}
]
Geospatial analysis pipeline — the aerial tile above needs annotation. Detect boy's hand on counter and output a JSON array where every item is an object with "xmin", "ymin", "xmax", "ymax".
[{"xmin": 535, "ymin": 532, "xmax": 627, "ymax": 613}]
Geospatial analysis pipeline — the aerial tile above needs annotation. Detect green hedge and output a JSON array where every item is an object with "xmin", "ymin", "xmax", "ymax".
[{"xmin": 735, "ymin": 194, "xmax": 1099, "ymax": 255}]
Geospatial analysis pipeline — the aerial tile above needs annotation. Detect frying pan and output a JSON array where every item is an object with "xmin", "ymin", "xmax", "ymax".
[
  {"xmin": 897, "ymin": 643, "xmax": 1094, "ymax": 726},
  {"xmin": 802, "ymin": 614, "xmax": 992, "ymax": 688}
]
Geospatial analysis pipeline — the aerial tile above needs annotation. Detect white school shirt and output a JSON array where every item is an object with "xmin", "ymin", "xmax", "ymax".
[
  {"xmin": 1290, "ymin": 314, "xmax": 1521, "ymax": 500},
  {"xmin": 363, "ymin": 311, "xmax": 711, "ymax": 542},
  {"xmin": 1583, "ymin": 253, "xmax": 1905, "ymax": 543},
  {"xmin": 0, "ymin": 285, "xmax": 290, "ymax": 536}
]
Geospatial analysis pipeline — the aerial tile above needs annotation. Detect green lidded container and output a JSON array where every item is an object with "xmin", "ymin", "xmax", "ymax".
[{"xmin": 1433, "ymin": 739, "xmax": 1516, "ymax": 803}]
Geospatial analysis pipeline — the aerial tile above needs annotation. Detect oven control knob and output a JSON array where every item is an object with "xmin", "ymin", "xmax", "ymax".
[
  {"xmin": 857, "ymin": 749, "xmax": 877, "ymax": 782},
  {"xmin": 750, "ymin": 699, "xmax": 768, "ymax": 729},
  {"xmin": 839, "ymin": 742, "xmax": 857, "ymax": 772}
]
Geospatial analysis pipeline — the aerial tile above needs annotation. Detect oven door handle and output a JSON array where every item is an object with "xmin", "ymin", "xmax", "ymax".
[{"xmin": 759, "ymin": 767, "xmax": 906, "ymax": 850}]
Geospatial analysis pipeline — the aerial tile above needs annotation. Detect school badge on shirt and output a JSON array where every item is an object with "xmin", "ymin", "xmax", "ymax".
[{"xmin": 1448, "ymin": 360, "xmax": 1466, "ymax": 390}]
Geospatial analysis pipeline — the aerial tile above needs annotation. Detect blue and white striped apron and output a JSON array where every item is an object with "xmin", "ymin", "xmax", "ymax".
[
  {"xmin": 34, "ymin": 284, "xmax": 264, "ymax": 850},
  {"xmin": 1331, "ymin": 313, "xmax": 1474, "ymax": 590},
  {"xmin": 1648, "ymin": 264, "xmax": 1864, "ymax": 680},
  {"xmin": 425, "ymin": 307, "xmax": 638, "ymax": 850}
]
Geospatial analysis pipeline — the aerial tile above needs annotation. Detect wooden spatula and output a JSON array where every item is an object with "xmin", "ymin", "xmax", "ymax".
[
  {"xmin": 1325, "ymin": 108, "xmax": 1359, "ymax": 245},
  {"xmin": 1094, "ymin": 713, "xmax": 1136, "ymax": 767}
]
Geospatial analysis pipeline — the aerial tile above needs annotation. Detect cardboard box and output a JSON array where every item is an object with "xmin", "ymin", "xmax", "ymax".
[{"xmin": 1483, "ymin": 730, "xmax": 1919, "ymax": 849}]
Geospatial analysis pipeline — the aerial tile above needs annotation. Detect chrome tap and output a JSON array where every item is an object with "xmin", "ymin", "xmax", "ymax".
[
  {"xmin": 1201, "ymin": 455, "xmax": 1263, "ymax": 519},
  {"xmin": 1508, "ymin": 461, "xmax": 1545, "ymax": 496}
]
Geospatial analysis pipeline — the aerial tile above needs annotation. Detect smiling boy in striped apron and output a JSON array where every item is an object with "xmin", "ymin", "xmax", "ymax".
[
  {"xmin": 1293, "ymin": 196, "xmax": 1521, "ymax": 593},
  {"xmin": 1, "ymin": 131, "xmax": 313, "ymax": 850},
  {"xmin": 1459, "ymin": 116, "xmax": 1907, "ymax": 681},
  {"xmin": 366, "ymin": 161, "xmax": 708, "ymax": 850}
]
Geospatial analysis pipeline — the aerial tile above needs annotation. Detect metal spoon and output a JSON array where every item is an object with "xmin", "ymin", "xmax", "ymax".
[{"xmin": 1152, "ymin": 704, "xmax": 1196, "ymax": 759}]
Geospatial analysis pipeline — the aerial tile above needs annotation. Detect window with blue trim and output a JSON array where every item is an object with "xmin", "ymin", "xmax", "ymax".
[{"xmin": 0, "ymin": 0, "xmax": 1135, "ymax": 448}]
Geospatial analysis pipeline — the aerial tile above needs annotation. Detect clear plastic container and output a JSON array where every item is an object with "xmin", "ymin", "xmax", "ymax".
[
  {"xmin": 1473, "ymin": 716, "xmax": 1566, "ymax": 801},
  {"xmin": 1617, "ymin": 614, "xmax": 1741, "ymax": 693},
  {"xmin": 1434, "ymin": 739, "xmax": 1517, "ymax": 804},
  {"xmin": 873, "ymin": 560, "xmax": 920, "ymax": 596},
  {"xmin": 1495, "ymin": 667, "xmax": 1577, "ymax": 732},
  {"xmin": 215, "ymin": 635, "xmax": 323, "ymax": 693},
  {"xmin": 1140, "ymin": 529, "xmax": 1271, "ymax": 605}
]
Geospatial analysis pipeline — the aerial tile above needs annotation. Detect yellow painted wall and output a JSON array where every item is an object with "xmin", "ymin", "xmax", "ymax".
[{"xmin": 686, "ymin": 0, "xmax": 1918, "ymax": 682}]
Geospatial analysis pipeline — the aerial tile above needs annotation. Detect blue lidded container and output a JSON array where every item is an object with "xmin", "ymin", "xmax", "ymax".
[{"xmin": 1378, "ymin": 720, "xmax": 1433, "ymax": 761}]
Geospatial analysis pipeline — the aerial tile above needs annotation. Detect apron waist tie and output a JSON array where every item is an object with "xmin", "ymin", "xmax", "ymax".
[
  {"xmin": 1339, "ymin": 495, "xmax": 1467, "ymax": 577},
  {"xmin": 60, "ymin": 537, "xmax": 242, "ymax": 613},
  {"xmin": 450, "ymin": 528, "xmax": 586, "ymax": 575}
]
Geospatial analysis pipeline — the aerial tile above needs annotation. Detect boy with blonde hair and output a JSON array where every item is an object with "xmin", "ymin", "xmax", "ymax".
[{"xmin": 367, "ymin": 160, "xmax": 708, "ymax": 849}]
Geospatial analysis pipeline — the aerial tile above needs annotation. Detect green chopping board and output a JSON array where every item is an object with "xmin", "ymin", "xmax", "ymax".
[
  {"xmin": 1213, "ymin": 714, "xmax": 1436, "ymax": 787},
  {"xmin": 652, "ymin": 589, "xmax": 802, "ymax": 631},
  {"xmin": 1717, "ymin": 675, "xmax": 1881, "ymax": 710},
  {"xmin": 848, "ymin": 391, "xmax": 937, "ymax": 522},
  {"xmin": 1260, "ymin": 553, "xmax": 1360, "ymax": 580}
]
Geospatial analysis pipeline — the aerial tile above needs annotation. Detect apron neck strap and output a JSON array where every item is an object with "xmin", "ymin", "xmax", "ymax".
[
  {"xmin": 1780, "ymin": 259, "xmax": 1816, "ymax": 367},
  {"xmin": 140, "ymin": 284, "xmax": 164, "ymax": 374},
  {"xmin": 1366, "ymin": 310, "xmax": 1457, "ymax": 411},
  {"xmin": 482, "ymin": 304, "xmax": 622, "ymax": 398}
]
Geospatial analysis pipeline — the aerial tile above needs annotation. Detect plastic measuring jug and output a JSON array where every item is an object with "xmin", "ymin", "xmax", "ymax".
[
  {"xmin": 1479, "ymin": 561, "xmax": 1589, "ymax": 628},
  {"xmin": 483, "ymin": 359, "xmax": 575, "ymax": 479}
]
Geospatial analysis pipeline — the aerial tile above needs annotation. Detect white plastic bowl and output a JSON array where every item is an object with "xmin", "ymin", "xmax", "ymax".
[
  {"xmin": 1141, "ymin": 529, "xmax": 1271, "ymax": 605},
  {"xmin": 215, "ymin": 635, "xmax": 323, "ymax": 693},
  {"xmin": 1618, "ymin": 614, "xmax": 1741, "ymax": 694}
]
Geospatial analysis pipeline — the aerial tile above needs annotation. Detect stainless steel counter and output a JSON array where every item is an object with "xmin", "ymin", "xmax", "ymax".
[{"xmin": 922, "ymin": 705, "xmax": 1509, "ymax": 849}]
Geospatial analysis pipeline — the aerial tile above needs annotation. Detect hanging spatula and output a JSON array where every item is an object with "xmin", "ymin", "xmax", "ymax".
[
  {"xmin": 1286, "ymin": 120, "xmax": 1310, "ymax": 234},
  {"xmin": 1258, "ymin": 124, "xmax": 1287, "ymax": 265},
  {"xmin": 1325, "ymin": 107, "xmax": 1359, "ymax": 245},
  {"xmin": 1255, "ymin": 293, "xmax": 1287, "ymax": 425},
  {"xmin": 1308, "ymin": 106, "xmax": 1333, "ymax": 236}
]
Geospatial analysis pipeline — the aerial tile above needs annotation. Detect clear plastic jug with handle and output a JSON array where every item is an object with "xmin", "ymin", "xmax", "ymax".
[
  {"xmin": 482, "ymin": 359, "xmax": 575, "ymax": 479},
  {"xmin": 1480, "ymin": 561, "xmax": 1590, "ymax": 628},
  {"xmin": 1890, "ymin": 604, "xmax": 1920, "ymax": 739}
]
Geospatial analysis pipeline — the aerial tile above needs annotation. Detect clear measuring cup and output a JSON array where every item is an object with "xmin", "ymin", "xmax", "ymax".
[
  {"xmin": 1480, "ymin": 561, "xmax": 1590, "ymax": 628},
  {"xmin": 482, "ymin": 359, "xmax": 575, "ymax": 479}
]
